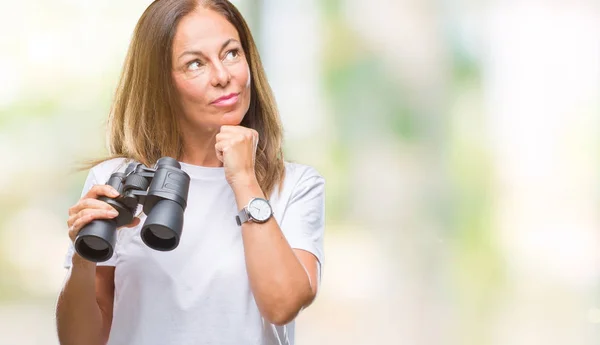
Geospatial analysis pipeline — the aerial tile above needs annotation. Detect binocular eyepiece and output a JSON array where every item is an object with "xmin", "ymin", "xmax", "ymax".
[{"xmin": 74, "ymin": 157, "xmax": 191, "ymax": 262}]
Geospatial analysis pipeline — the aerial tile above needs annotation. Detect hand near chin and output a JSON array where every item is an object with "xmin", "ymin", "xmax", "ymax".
[{"xmin": 215, "ymin": 125, "xmax": 258, "ymax": 188}]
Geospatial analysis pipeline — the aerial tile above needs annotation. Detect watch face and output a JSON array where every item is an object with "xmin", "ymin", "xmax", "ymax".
[{"xmin": 249, "ymin": 198, "xmax": 272, "ymax": 222}]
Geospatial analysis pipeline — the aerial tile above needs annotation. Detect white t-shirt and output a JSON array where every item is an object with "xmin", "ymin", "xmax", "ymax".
[{"xmin": 63, "ymin": 158, "xmax": 325, "ymax": 345}]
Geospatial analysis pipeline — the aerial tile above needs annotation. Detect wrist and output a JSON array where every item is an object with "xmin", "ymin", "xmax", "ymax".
[
  {"xmin": 230, "ymin": 172, "xmax": 259, "ymax": 193},
  {"xmin": 72, "ymin": 253, "xmax": 97, "ymax": 271},
  {"xmin": 230, "ymin": 173, "xmax": 265, "ymax": 209}
]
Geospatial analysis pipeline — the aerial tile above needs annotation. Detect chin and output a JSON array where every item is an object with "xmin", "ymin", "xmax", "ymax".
[{"xmin": 220, "ymin": 109, "xmax": 246, "ymax": 126}]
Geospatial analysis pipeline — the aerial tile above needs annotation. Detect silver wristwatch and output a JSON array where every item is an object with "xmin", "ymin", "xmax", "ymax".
[{"xmin": 236, "ymin": 197, "xmax": 273, "ymax": 226}]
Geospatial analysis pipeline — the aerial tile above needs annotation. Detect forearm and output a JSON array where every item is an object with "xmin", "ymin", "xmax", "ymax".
[
  {"xmin": 56, "ymin": 255, "xmax": 107, "ymax": 345},
  {"xmin": 233, "ymin": 176, "xmax": 313, "ymax": 325}
]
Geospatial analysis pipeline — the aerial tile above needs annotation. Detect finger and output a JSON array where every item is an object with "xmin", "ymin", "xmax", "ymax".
[
  {"xmin": 218, "ymin": 126, "xmax": 256, "ymax": 143},
  {"xmin": 68, "ymin": 208, "xmax": 119, "ymax": 240},
  {"xmin": 216, "ymin": 132, "xmax": 237, "ymax": 146},
  {"xmin": 215, "ymin": 140, "xmax": 229, "ymax": 153},
  {"xmin": 220, "ymin": 125, "xmax": 253, "ymax": 137},
  {"xmin": 216, "ymin": 148, "xmax": 224, "ymax": 163},
  {"xmin": 222, "ymin": 124, "xmax": 250, "ymax": 132},
  {"xmin": 67, "ymin": 207, "xmax": 118, "ymax": 228},
  {"xmin": 215, "ymin": 141, "xmax": 229, "ymax": 162},
  {"xmin": 216, "ymin": 132, "xmax": 229, "ymax": 142},
  {"xmin": 83, "ymin": 184, "xmax": 120, "ymax": 200},
  {"xmin": 68, "ymin": 198, "xmax": 116, "ymax": 216},
  {"xmin": 219, "ymin": 125, "xmax": 235, "ymax": 133},
  {"xmin": 228, "ymin": 127, "xmax": 254, "ymax": 143}
]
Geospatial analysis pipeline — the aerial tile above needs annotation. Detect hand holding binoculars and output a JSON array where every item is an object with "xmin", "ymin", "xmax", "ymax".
[{"xmin": 74, "ymin": 157, "xmax": 191, "ymax": 262}]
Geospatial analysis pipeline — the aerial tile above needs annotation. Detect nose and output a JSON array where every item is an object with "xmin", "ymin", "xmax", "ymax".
[{"xmin": 210, "ymin": 61, "xmax": 231, "ymax": 87}]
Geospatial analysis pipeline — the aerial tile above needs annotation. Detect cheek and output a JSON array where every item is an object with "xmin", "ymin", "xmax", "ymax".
[
  {"xmin": 174, "ymin": 76, "xmax": 208, "ymax": 104},
  {"xmin": 243, "ymin": 65, "xmax": 251, "ymax": 90},
  {"xmin": 230, "ymin": 63, "xmax": 251, "ymax": 91},
  {"xmin": 238, "ymin": 65, "xmax": 251, "ymax": 104}
]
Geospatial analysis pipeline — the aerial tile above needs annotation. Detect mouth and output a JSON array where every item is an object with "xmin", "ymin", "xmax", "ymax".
[{"xmin": 211, "ymin": 92, "xmax": 240, "ymax": 106}]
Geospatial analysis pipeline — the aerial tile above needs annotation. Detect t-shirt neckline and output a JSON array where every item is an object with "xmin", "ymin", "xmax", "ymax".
[{"xmin": 178, "ymin": 161, "xmax": 226, "ymax": 180}]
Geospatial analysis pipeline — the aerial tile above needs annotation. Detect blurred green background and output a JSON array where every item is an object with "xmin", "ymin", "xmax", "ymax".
[{"xmin": 1, "ymin": 0, "xmax": 599, "ymax": 344}]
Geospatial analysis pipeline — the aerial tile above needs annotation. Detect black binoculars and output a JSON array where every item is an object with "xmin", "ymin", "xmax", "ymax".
[{"xmin": 74, "ymin": 157, "xmax": 191, "ymax": 262}]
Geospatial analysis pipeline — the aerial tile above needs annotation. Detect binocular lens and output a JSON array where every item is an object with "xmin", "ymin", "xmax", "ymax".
[
  {"xmin": 141, "ymin": 199, "xmax": 184, "ymax": 251},
  {"xmin": 141, "ymin": 224, "xmax": 177, "ymax": 251},
  {"xmin": 83, "ymin": 237, "xmax": 109, "ymax": 251},
  {"xmin": 74, "ymin": 219, "xmax": 116, "ymax": 262},
  {"xmin": 148, "ymin": 225, "xmax": 173, "ymax": 239}
]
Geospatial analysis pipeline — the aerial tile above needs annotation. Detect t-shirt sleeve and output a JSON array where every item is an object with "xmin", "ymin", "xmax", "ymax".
[
  {"xmin": 279, "ymin": 167, "xmax": 325, "ymax": 277},
  {"xmin": 63, "ymin": 168, "xmax": 118, "ymax": 268}
]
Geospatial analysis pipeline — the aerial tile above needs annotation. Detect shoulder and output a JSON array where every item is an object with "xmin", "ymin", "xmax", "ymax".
[
  {"xmin": 283, "ymin": 161, "xmax": 325, "ymax": 189},
  {"xmin": 269, "ymin": 162, "xmax": 325, "ymax": 223},
  {"xmin": 88, "ymin": 157, "xmax": 131, "ymax": 183},
  {"xmin": 270, "ymin": 162, "xmax": 325, "ymax": 204}
]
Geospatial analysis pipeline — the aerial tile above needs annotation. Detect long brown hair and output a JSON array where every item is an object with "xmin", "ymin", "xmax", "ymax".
[{"xmin": 88, "ymin": 0, "xmax": 285, "ymax": 196}]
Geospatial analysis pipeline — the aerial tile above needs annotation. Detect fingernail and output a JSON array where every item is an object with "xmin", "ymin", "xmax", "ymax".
[
  {"xmin": 110, "ymin": 189, "xmax": 120, "ymax": 197},
  {"xmin": 108, "ymin": 210, "xmax": 119, "ymax": 217}
]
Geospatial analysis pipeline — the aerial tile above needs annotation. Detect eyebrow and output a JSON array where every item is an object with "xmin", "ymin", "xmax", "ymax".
[{"xmin": 177, "ymin": 38, "xmax": 239, "ymax": 60}]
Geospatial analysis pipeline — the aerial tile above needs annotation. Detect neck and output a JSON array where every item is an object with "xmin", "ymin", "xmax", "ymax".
[{"xmin": 178, "ymin": 124, "xmax": 223, "ymax": 167}]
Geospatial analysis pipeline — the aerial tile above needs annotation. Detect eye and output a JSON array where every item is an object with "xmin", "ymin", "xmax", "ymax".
[
  {"xmin": 187, "ymin": 59, "xmax": 203, "ymax": 71},
  {"xmin": 224, "ymin": 49, "xmax": 240, "ymax": 61}
]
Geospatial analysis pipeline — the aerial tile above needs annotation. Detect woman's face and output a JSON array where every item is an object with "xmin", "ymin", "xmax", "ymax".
[{"xmin": 171, "ymin": 7, "xmax": 251, "ymax": 132}]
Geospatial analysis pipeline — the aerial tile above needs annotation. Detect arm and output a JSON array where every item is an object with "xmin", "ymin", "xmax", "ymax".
[
  {"xmin": 56, "ymin": 255, "xmax": 115, "ymax": 345},
  {"xmin": 216, "ymin": 126, "xmax": 323, "ymax": 325},
  {"xmin": 232, "ymin": 175, "xmax": 320, "ymax": 326},
  {"xmin": 57, "ymin": 164, "xmax": 139, "ymax": 344}
]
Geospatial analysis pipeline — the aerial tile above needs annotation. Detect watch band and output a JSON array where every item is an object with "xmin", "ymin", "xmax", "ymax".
[{"xmin": 236, "ymin": 208, "xmax": 250, "ymax": 226}]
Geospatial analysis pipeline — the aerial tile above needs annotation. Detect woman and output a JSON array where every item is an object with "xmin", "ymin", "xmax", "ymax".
[{"xmin": 55, "ymin": 1, "xmax": 325, "ymax": 344}]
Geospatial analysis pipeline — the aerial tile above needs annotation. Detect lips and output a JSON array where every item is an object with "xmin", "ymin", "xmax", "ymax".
[{"xmin": 211, "ymin": 93, "xmax": 239, "ymax": 106}]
